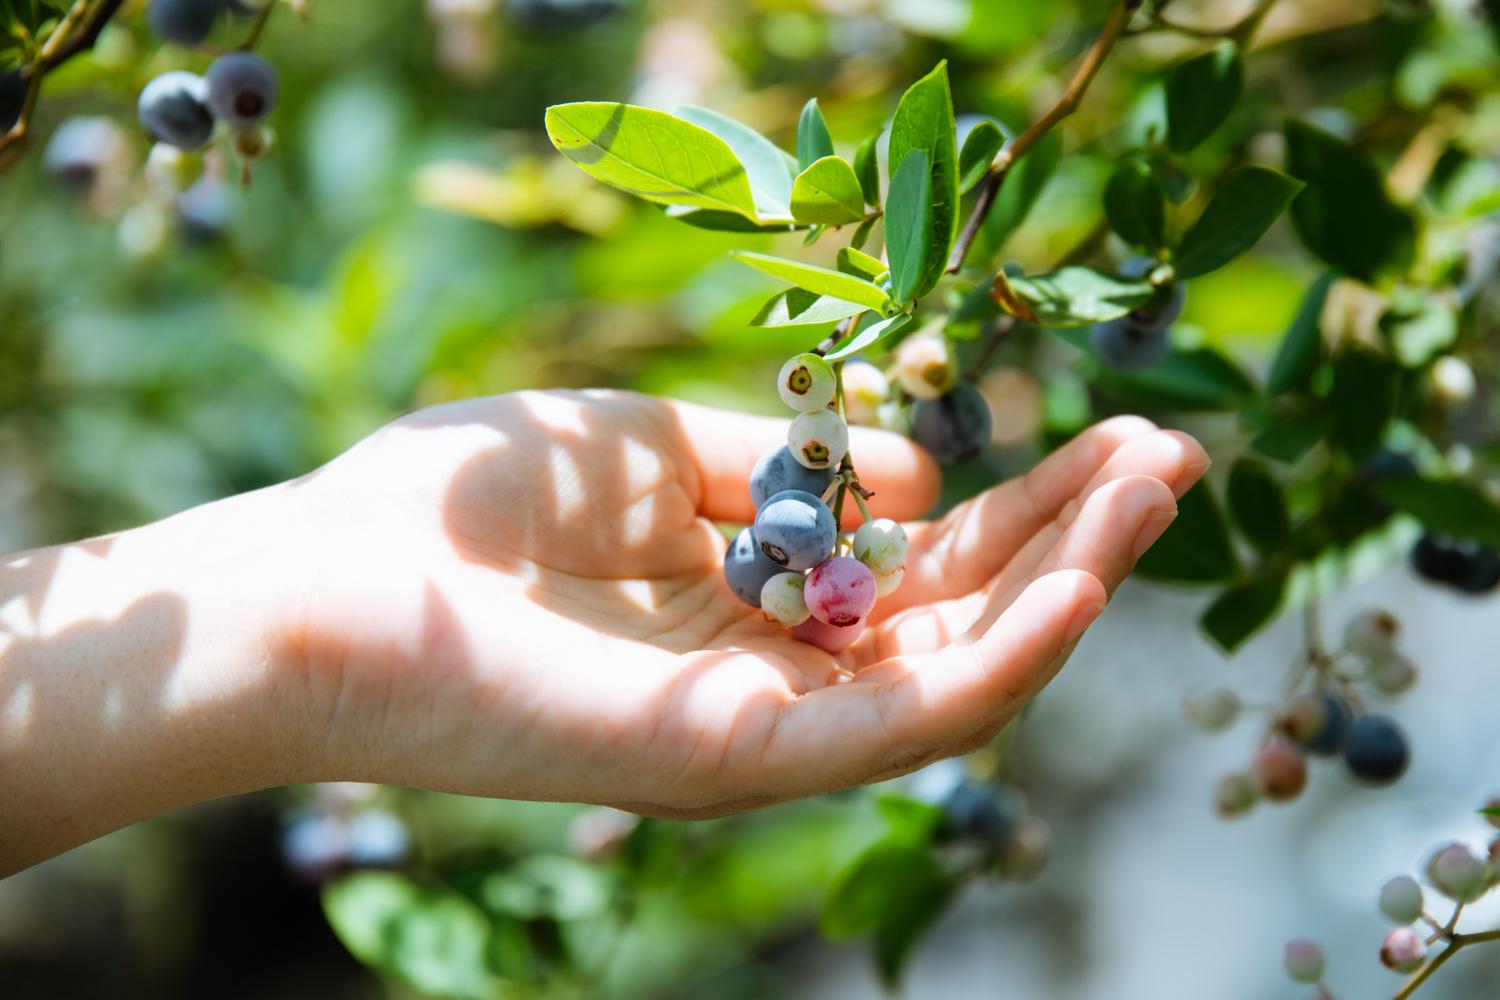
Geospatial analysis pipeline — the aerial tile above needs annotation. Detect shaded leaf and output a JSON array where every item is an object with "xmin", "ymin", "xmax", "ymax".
[
  {"xmin": 1250, "ymin": 412, "xmax": 1331, "ymax": 464},
  {"xmin": 854, "ymin": 131, "xmax": 881, "ymax": 206},
  {"xmin": 1329, "ymin": 350, "xmax": 1398, "ymax": 461},
  {"xmin": 1135, "ymin": 483, "xmax": 1240, "ymax": 583},
  {"xmin": 957, "ymin": 119, "xmax": 1004, "ymax": 194},
  {"xmin": 825, "ymin": 313, "xmax": 914, "ymax": 361},
  {"xmin": 1174, "ymin": 166, "xmax": 1304, "ymax": 279},
  {"xmin": 1201, "ymin": 577, "xmax": 1286, "ymax": 653},
  {"xmin": 797, "ymin": 98, "xmax": 835, "ymax": 171},
  {"xmin": 730, "ymin": 251, "xmax": 894, "ymax": 312},
  {"xmin": 837, "ymin": 246, "xmax": 887, "ymax": 281},
  {"xmin": 888, "ymin": 63, "xmax": 959, "ymax": 297},
  {"xmin": 1104, "ymin": 158, "xmax": 1165, "ymax": 251},
  {"xmin": 981, "ymin": 129, "xmax": 1059, "ymax": 250},
  {"xmin": 1227, "ymin": 458, "xmax": 1291, "ymax": 554},
  {"xmin": 885, "ymin": 149, "xmax": 933, "ymax": 304},
  {"xmin": 1372, "ymin": 475, "xmax": 1500, "ymax": 549},
  {"xmin": 1267, "ymin": 273, "xmax": 1334, "ymax": 395},
  {"xmin": 999, "ymin": 266, "xmax": 1154, "ymax": 328},
  {"xmin": 1167, "ymin": 41, "xmax": 1243, "ymax": 153}
]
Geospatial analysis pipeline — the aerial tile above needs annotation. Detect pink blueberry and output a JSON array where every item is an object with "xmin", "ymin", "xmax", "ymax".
[
  {"xmin": 1380, "ymin": 927, "xmax": 1427, "ymax": 973},
  {"xmin": 793, "ymin": 616, "xmax": 866, "ymax": 653},
  {"xmin": 805, "ymin": 556, "xmax": 878, "ymax": 627}
]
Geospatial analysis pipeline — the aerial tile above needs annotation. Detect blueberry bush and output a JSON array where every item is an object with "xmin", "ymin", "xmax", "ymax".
[{"xmin": 5, "ymin": 0, "xmax": 1500, "ymax": 997}]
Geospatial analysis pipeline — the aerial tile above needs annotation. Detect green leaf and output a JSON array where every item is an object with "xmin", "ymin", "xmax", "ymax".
[
  {"xmin": 797, "ymin": 98, "xmax": 835, "ymax": 171},
  {"xmin": 874, "ymin": 795, "xmax": 946, "ymax": 846},
  {"xmin": 674, "ymin": 105, "xmax": 796, "ymax": 220},
  {"xmin": 821, "ymin": 841, "xmax": 954, "ymax": 987},
  {"xmin": 885, "ymin": 149, "xmax": 933, "ymax": 304},
  {"xmin": 837, "ymin": 246, "xmax": 887, "ymax": 281},
  {"xmin": 1250, "ymin": 411, "xmax": 1331, "ymax": 464},
  {"xmin": 1201, "ymin": 577, "xmax": 1286, "ymax": 653},
  {"xmin": 324, "ymin": 872, "xmax": 500, "ymax": 1000},
  {"xmin": 825, "ymin": 313, "xmax": 915, "ymax": 361},
  {"xmin": 729, "ymin": 251, "xmax": 894, "ymax": 313},
  {"xmin": 981, "ymin": 129, "xmax": 1059, "ymax": 250},
  {"xmin": 1166, "ymin": 41, "xmax": 1244, "ymax": 153},
  {"xmin": 1104, "ymin": 159, "xmax": 1166, "ymax": 251},
  {"xmin": 751, "ymin": 288, "xmax": 869, "ymax": 327},
  {"xmin": 663, "ymin": 207, "xmax": 800, "ymax": 233},
  {"xmin": 1267, "ymin": 273, "xmax": 1334, "ymax": 395},
  {"xmin": 1379, "ymin": 296, "xmax": 1458, "ymax": 367},
  {"xmin": 1174, "ymin": 166, "xmax": 1304, "ymax": 279},
  {"xmin": 1079, "ymin": 345, "xmax": 1257, "ymax": 412},
  {"xmin": 850, "ymin": 215, "xmax": 878, "ymax": 251},
  {"xmin": 854, "ymin": 132, "xmax": 881, "ymax": 207},
  {"xmin": 1227, "ymin": 459, "xmax": 1291, "ymax": 554},
  {"xmin": 1135, "ymin": 483, "xmax": 1240, "ymax": 583},
  {"xmin": 1284, "ymin": 121, "xmax": 1417, "ymax": 283},
  {"xmin": 1329, "ymin": 349, "xmax": 1398, "ymax": 462},
  {"xmin": 957, "ymin": 119, "xmax": 1004, "ymax": 194},
  {"xmin": 545, "ymin": 102, "xmax": 758, "ymax": 221},
  {"xmin": 1481, "ymin": 805, "xmax": 1500, "ymax": 819},
  {"xmin": 1372, "ymin": 476, "xmax": 1500, "ymax": 548},
  {"xmin": 888, "ymin": 62, "xmax": 959, "ymax": 297},
  {"xmin": 999, "ymin": 267, "xmax": 1155, "ymax": 328},
  {"xmin": 790, "ymin": 155, "xmax": 867, "ymax": 225}
]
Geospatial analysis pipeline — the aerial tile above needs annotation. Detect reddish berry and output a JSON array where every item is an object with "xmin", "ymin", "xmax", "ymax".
[
  {"xmin": 1283, "ymin": 939, "xmax": 1325, "ymax": 983},
  {"xmin": 1380, "ymin": 927, "xmax": 1427, "ymax": 973},
  {"xmin": 792, "ymin": 616, "xmax": 865, "ymax": 653},
  {"xmin": 1251, "ymin": 738, "xmax": 1308, "ymax": 802},
  {"xmin": 805, "ymin": 556, "xmax": 877, "ymax": 628}
]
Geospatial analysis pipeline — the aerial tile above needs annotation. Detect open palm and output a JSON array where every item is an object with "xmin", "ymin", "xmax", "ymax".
[{"xmin": 283, "ymin": 390, "xmax": 1207, "ymax": 818}]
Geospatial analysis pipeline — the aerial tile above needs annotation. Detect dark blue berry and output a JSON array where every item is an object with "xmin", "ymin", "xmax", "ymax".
[
  {"xmin": 1091, "ymin": 316, "xmax": 1170, "ymax": 370},
  {"xmin": 138, "ymin": 71, "xmax": 215, "ymax": 151},
  {"xmin": 1303, "ymin": 691, "xmax": 1351, "ymax": 756},
  {"xmin": 507, "ymin": 0, "xmax": 626, "ymax": 31},
  {"xmin": 911, "ymin": 381, "xmax": 992, "ymax": 464},
  {"xmin": 1412, "ymin": 534, "xmax": 1500, "ymax": 594},
  {"xmin": 749, "ymin": 445, "xmax": 836, "ymax": 510},
  {"xmin": 939, "ymin": 782, "xmax": 1027, "ymax": 845},
  {"xmin": 148, "ymin": 0, "xmax": 227, "ymax": 46},
  {"xmin": 723, "ymin": 527, "xmax": 783, "ymax": 607},
  {"xmin": 753, "ymin": 489, "xmax": 836, "ymax": 571},
  {"xmin": 205, "ymin": 51, "xmax": 278, "ymax": 128},
  {"xmin": 1342, "ymin": 714, "xmax": 1410, "ymax": 786}
]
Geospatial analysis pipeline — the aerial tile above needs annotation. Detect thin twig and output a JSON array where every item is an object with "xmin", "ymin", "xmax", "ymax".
[
  {"xmin": 963, "ymin": 315, "xmax": 1017, "ymax": 382},
  {"xmin": 946, "ymin": 0, "xmax": 1137, "ymax": 274},
  {"xmin": 1393, "ymin": 941, "xmax": 1462, "ymax": 1000},
  {"xmin": 236, "ymin": 0, "xmax": 279, "ymax": 51},
  {"xmin": 812, "ymin": 315, "xmax": 859, "ymax": 357}
]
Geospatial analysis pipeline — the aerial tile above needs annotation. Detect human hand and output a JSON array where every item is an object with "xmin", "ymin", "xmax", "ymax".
[{"xmin": 275, "ymin": 390, "xmax": 1208, "ymax": 818}]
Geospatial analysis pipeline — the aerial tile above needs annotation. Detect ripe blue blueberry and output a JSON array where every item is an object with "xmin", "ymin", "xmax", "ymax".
[
  {"xmin": 1090, "ymin": 316, "xmax": 1170, "ymax": 370},
  {"xmin": 345, "ymin": 809, "xmax": 411, "ymax": 868},
  {"xmin": 754, "ymin": 489, "xmax": 836, "ymax": 571},
  {"xmin": 749, "ymin": 445, "xmax": 836, "ymax": 509},
  {"xmin": 911, "ymin": 381, "xmax": 992, "ymax": 464},
  {"xmin": 1411, "ymin": 534, "xmax": 1500, "ymax": 593},
  {"xmin": 507, "ymin": 0, "xmax": 626, "ymax": 30},
  {"xmin": 280, "ymin": 811, "xmax": 346, "ymax": 882},
  {"xmin": 148, "ymin": 0, "xmax": 227, "ymax": 46},
  {"xmin": 138, "ymin": 71, "xmax": 216, "ymax": 151},
  {"xmin": 939, "ymin": 781, "xmax": 1027, "ymax": 845},
  {"xmin": 43, "ymin": 116, "xmax": 125, "ymax": 191},
  {"xmin": 178, "ymin": 176, "xmax": 230, "ymax": 243},
  {"xmin": 723, "ymin": 527, "xmax": 783, "ymax": 607},
  {"xmin": 1342, "ymin": 714, "xmax": 1410, "ymax": 785},
  {"xmin": 205, "ymin": 51, "xmax": 279, "ymax": 128}
]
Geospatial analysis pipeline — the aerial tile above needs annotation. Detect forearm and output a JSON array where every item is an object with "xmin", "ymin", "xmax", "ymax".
[{"xmin": 0, "ymin": 486, "xmax": 311, "ymax": 876}]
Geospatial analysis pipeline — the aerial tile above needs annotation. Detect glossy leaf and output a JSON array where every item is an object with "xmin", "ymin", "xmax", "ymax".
[
  {"xmin": 854, "ymin": 131, "xmax": 881, "ymax": 207},
  {"xmin": 1227, "ymin": 458, "xmax": 1291, "ymax": 554},
  {"xmin": 546, "ymin": 102, "xmax": 759, "ymax": 221},
  {"xmin": 825, "ymin": 313, "xmax": 915, "ymax": 361},
  {"xmin": 790, "ymin": 155, "xmax": 867, "ymax": 225},
  {"xmin": 837, "ymin": 246, "xmax": 887, "ymax": 281},
  {"xmin": 888, "ymin": 63, "xmax": 959, "ymax": 297},
  {"xmin": 957, "ymin": 119, "xmax": 1004, "ymax": 194},
  {"xmin": 730, "ymin": 250, "xmax": 895, "ymax": 312},
  {"xmin": 1174, "ymin": 167, "xmax": 1304, "ymax": 279},
  {"xmin": 1329, "ymin": 350, "xmax": 1398, "ymax": 461},
  {"xmin": 1284, "ymin": 121, "xmax": 1416, "ymax": 283},
  {"xmin": 1166, "ymin": 41, "xmax": 1243, "ymax": 153},
  {"xmin": 751, "ymin": 288, "xmax": 869, "ymax": 328},
  {"xmin": 674, "ymin": 104, "xmax": 796, "ymax": 220},
  {"xmin": 1081, "ymin": 345, "xmax": 1257, "ymax": 412},
  {"xmin": 1104, "ymin": 159, "xmax": 1165, "ymax": 251},
  {"xmin": 797, "ymin": 98, "xmax": 835, "ymax": 171},
  {"xmin": 998, "ymin": 266, "xmax": 1154, "ymax": 328},
  {"xmin": 1372, "ymin": 475, "xmax": 1500, "ymax": 548},
  {"xmin": 885, "ymin": 149, "xmax": 933, "ymax": 304},
  {"xmin": 1267, "ymin": 273, "xmax": 1334, "ymax": 395}
]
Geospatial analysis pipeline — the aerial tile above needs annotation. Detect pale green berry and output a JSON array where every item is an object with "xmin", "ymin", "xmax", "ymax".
[
  {"xmin": 1345, "ymin": 609, "xmax": 1399, "ymax": 659},
  {"xmin": 842, "ymin": 361, "xmax": 889, "ymax": 424},
  {"xmin": 1213, "ymin": 773, "xmax": 1257, "ymax": 818},
  {"xmin": 853, "ymin": 518, "xmax": 908, "ymax": 575},
  {"xmin": 760, "ymin": 572, "xmax": 811, "ymax": 627},
  {"xmin": 894, "ymin": 331, "xmax": 956, "ymax": 401},
  {"xmin": 778, "ymin": 353, "xmax": 837, "ymax": 413},
  {"xmin": 1426, "ymin": 842, "xmax": 1488, "ymax": 902},
  {"xmin": 874, "ymin": 566, "xmax": 904, "ymax": 597},
  {"xmin": 1283, "ymin": 939, "xmax": 1324, "ymax": 983},
  {"xmin": 1430, "ymin": 356, "xmax": 1476, "ymax": 406},
  {"xmin": 1379, "ymin": 875, "xmax": 1423, "ymax": 924},
  {"xmin": 1184, "ymin": 687, "xmax": 1240, "ymax": 732},
  {"xmin": 788, "ymin": 409, "xmax": 848, "ymax": 470},
  {"xmin": 1368, "ymin": 652, "xmax": 1417, "ymax": 695}
]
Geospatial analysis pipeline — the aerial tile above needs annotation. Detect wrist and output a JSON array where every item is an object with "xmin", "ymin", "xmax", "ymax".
[{"xmin": 0, "ymin": 483, "xmax": 316, "ymax": 873}]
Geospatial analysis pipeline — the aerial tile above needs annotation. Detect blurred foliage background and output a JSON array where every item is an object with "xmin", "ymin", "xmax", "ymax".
[{"xmin": 4, "ymin": 0, "xmax": 1500, "ymax": 997}]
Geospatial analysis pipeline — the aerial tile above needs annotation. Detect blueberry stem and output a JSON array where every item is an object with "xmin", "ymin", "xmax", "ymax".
[{"xmin": 236, "ymin": 0, "xmax": 280, "ymax": 51}]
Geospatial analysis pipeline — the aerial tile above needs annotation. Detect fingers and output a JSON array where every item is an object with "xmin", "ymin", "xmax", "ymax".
[
  {"xmin": 750, "ymin": 569, "xmax": 1105, "ymax": 798},
  {"xmin": 885, "ymin": 416, "xmax": 1168, "ymax": 613},
  {"xmin": 654, "ymin": 398, "xmax": 940, "ymax": 525}
]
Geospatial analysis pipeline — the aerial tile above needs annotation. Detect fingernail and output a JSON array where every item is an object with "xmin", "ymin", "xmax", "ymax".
[
  {"xmin": 1131, "ymin": 506, "xmax": 1178, "ymax": 560},
  {"xmin": 1065, "ymin": 600, "xmax": 1106, "ymax": 645}
]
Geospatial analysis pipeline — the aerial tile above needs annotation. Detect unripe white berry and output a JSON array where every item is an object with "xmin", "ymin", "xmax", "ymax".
[
  {"xmin": 1345, "ymin": 609, "xmax": 1399, "ymax": 659},
  {"xmin": 874, "ymin": 566, "xmax": 904, "ymax": 597},
  {"xmin": 1283, "ymin": 939, "xmax": 1325, "ymax": 983},
  {"xmin": 894, "ymin": 331, "xmax": 956, "ymax": 400},
  {"xmin": 1426, "ymin": 842, "xmax": 1489, "ymax": 902},
  {"xmin": 1379, "ymin": 874, "xmax": 1424, "ymax": 925},
  {"xmin": 145, "ymin": 142, "xmax": 202, "ymax": 194},
  {"xmin": 760, "ymin": 572, "xmax": 811, "ymax": 628},
  {"xmin": 841, "ymin": 361, "xmax": 890, "ymax": 424},
  {"xmin": 1213, "ymin": 772, "xmax": 1258, "ymax": 818},
  {"xmin": 997, "ymin": 815, "xmax": 1050, "ymax": 881},
  {"xmin": 777, "ymin": 353, "xmax": 838, "ymax": 413},
  {"xmin": 1381, "ymin": 927, "xmax": 1428, "ymax": 973},
  {"xmin": 1184, "ymin": 687, "xmax": 1240, "ymax": 732},
  {"xmin": 788, "ymin": 409, "xmax": 849, "ymax": 470},
  {"xmin": 1430, "ymin": 355, "xmax": 1476, "ymax": 407},
  {"xmin": 852, "ymin": 518, "xmax": 908, "ymax": 575},
  {"xmin": 1368, "ymin": 652, "xmax": 1418, "ymax": 696}
]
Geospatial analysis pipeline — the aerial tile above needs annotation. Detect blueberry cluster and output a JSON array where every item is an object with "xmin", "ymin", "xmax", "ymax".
[
  {"xmin": 1087, "ymin": 258, "xmax": 1185, "ymax": 371},
  {"xmin": 723, "ymin": 353, "xmax": 909, "ymax": 652},
  {"xmin": 908, "ymin": 759, "xmax": 1052, "ymax": 882},
  {"xmin": 138, "ymin": 1, "xmax": 280, "ymax": 167},
  {"xmin": 1190, "ymin": 609, "xmax": 1415, "ymax": 818},
  {"xmin": 843, "ymin": 330, "xmax": 993, "ymax": 465},
  {"xmin": 1286, "ymin": 799, "xmax": 1500, "ymax": 995},
  {"xmin": 279, "ymin": 783, "xmax": 411, "ymax": 883}
]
